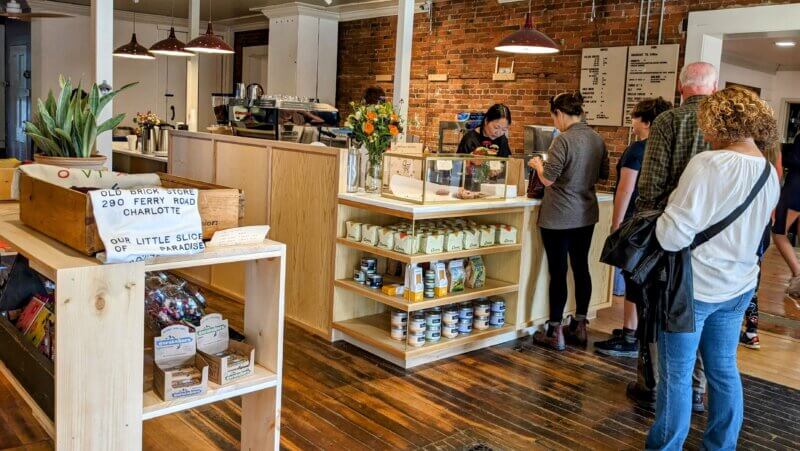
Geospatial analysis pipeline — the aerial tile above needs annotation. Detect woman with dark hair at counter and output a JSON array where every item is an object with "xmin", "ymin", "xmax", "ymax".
[
  {"xmin": 530, "ymin": 91, "xmax": 609, "ymax": 351},
  {"xmin": 457, "ymin": 104, "xmax": 512, "ymax": 157}
]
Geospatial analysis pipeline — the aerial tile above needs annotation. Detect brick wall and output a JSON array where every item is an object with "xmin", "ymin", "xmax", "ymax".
[{"xmin": 336, "ymin": 0, "xmax": 796, "ymax": 185}]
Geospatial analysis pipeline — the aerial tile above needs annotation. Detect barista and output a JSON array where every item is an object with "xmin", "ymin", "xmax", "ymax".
[{"xmin": 456, "ymin": 104, "xmax": 512, "ymax": 157}]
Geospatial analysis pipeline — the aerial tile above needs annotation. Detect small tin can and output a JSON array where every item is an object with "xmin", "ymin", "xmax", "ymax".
[
  {"xmin": 490, "ymin": 298, "xmax": 506, "ymax": 313},
  {"xmin": 367, "ymin": 274, "xmax": 383, "ymax": 289},
  {"xmin": 424, "ymin": 289, "xmax": 436, "ymax": 299},
  {"xmin": 361, "ymin": 257, "xmax": 377, "ymax": 272},
  {"xmin": 458, "ymin": 319, "xmax": 473, "ymax": 334},
  {"xmin": 390, "ymin": 310, "xmax": 408, "ymax": 327},
  {"xmin": 425, "ymin": 308, "xmax": 442, "ymax": 327},
  {"xmin": 442, "ymin": 307, "xmax": 459, "ymax": 325},
  {"xmin": 407, "ymin": 331, "xmax": 426, "ymax": 347},
  {"xmin": 442, "ymin": 323, "xmax": 459, "ymax": 338},
  {"xmin": 474, "ymin": 300, "xmax": 491, "ymax": 317},
  {"xmin": 458, "ymin": 304, "xmax": 474, "ymax": 321},
  {"xmin": 408, "ymin": 313, "xmax": 426, "ymax": 333},
  {"xmin": 473, "ymin": 316, "xmax": 490, "ymax": 330},
  {"xmin": 425, "ymin": 328, "xmax": 441, "ymax": 342},
  {"xmin": 354, "ymin": 268, "xmax": 366, "ymax": 284},
  {"xmin": 390, "ymin": 326, "xmax": 407, "ymax": 341},
  {"xmin": 489, "ymin": 311, "xmax": 505, "ymax": 327}
]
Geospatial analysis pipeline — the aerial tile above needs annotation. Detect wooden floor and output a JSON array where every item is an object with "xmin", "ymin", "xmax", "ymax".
[{"xmin": 758, "ymin": 246, "xmax": 800, "ymax": 322}]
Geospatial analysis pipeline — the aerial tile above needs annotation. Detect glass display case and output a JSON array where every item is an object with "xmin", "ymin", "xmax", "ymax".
[{"xmin": 381, "ymin": 152, "xmax": 510, "ymax": 204}]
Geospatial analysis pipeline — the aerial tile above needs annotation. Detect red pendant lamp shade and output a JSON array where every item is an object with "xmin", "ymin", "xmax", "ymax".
[
  {"xmin": 495, "ymin": 13, "xmax": 559, "ymax": 54},
  {"xmin": 185, "ymin": 22, "xmax": 234, "ymax": 54},
  {"xmin": 150, "ymin": 27, "xmax": 193, "ymax": 57},
  {"xmin": 113, "ymin": 32, "xmax": 155, "ymax": 60}
]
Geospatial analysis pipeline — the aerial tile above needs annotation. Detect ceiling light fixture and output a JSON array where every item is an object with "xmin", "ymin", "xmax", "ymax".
[
  {"xmin": 150, "ymin": 0, "xmax": 193, "ymax": 56},
  {"xmin": 495, "ymin": 0, "xmax": 559, "ymax": 55},
  {"xmin": 184, "ymin": 0, "xmax": 234, "ymax": 54},
  {"xmin": 775, "ymin": 41, "xmax": 797, "ymax": 48},
  {"xmin": 113, "ymin": 0, "xmax": 155, "ymax": 60}
]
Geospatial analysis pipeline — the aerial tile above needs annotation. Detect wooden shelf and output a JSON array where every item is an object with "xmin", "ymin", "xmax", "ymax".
[
  {"xmin": 336, "ymin": 238, "xmax": 521, "ymax": 264},
  {"xmin": 332, "ymin": 313, "xmax": 515, "ymax": 359},
  {"xmin": 334, "ymin": 277, "xmax": 518, "ymax": 312},
  {"xmin": 142, "ymin": 364, "xmax": 278, "ymax": 420}
]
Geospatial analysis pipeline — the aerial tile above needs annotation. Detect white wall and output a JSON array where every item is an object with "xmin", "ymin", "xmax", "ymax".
[{"xmin": 32, "ymin": 14, "xmax": 231, "ymax": 130}]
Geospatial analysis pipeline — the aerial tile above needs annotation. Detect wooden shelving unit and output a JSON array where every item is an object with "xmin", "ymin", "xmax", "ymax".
[
  {"xmin": 0, "ymin": 219, "xmax": 286, "ymax": 451},
  {"xmin": 336, "ymin": 238, "xmax": 522, "ymax": 264},
  {"xmin": 334, "ymin": 277, "xmax": 519, "ymax": 312}
]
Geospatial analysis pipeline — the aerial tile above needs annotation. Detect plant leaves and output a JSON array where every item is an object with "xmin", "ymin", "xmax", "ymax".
[
  {"xmin": 97, "ymin": 81, "xmax": 138, "ymax": 115},
  {"xmin": 88, "ymin": 84, "xmax": 100, "ymax": 117},
  {"xmin": 55, "ymin": 76, "xmax": 72, "ymax": 128},
  {"xmin": 97, "ymin": 113, "xmax": 125, "ymax": 135},
  {"xmin": 37, "ymin": 99, "xmax": 57, "ymax": 140},
  {"xmin": 82, "ymin": 110, "xmax": 96, "ymax": 157}
]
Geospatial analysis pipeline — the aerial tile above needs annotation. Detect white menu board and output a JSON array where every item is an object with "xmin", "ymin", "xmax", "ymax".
[
  {"xmin": 580, "ymin": 47, "xmax": 628, "ymax": 127},
  {"xmin": 624, "ymin": 44, "xmax": 680, "ymax": 126}
]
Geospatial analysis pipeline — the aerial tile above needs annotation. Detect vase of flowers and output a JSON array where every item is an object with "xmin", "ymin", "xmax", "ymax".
[
  {"xmin": 134, "ymin": 111, "xmax": 161, "ymax": 154},
  {"xmin": 345, "ymin": 101, "xmax": 403, "ymax": 193},
  {"xmin": 25, "ymin": 75, "xmax": 136, "ymax": 169}
]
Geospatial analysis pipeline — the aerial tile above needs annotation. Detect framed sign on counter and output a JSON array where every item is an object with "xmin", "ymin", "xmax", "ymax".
[
  {"xmin": 623, "ymin": 44, "xmax": 680, "ymax": 126},
  {"xmin": 580, "ymin": 46, "xmax": 628, "ymax": 127}
]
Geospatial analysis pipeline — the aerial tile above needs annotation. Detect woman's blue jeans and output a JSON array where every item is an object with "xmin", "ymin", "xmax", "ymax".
[{"xmin": 646, "ymin": 290, "xmax": 753, "ymax": 451}]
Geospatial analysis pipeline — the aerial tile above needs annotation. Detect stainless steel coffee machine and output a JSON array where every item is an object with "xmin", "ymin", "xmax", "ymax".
[{"xmin": 227, "ymin": 95, "xmax": 339, "ymax": 143}]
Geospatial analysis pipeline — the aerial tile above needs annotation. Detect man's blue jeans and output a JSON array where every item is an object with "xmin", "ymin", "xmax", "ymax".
[{"xmin": 646, "ymin": 290, "xmax": 753, "ymax": 450}]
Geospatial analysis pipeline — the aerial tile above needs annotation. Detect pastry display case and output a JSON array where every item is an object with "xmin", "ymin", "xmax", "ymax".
[{"xmin": 381, "ymin": 152, "xmax": 510, "ymax": 204}]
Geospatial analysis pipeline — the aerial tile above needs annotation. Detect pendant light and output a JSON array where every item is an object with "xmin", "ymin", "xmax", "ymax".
[
  {"xmin": 150, "ymin": 0, "xmax": 193, "ymax": 57},
  {"xmin": 184, "ymin": 0, "xmax": 234, "ymax": 54},
  {"xmin": 495, "ymin": 0, "xmax": 559, "ymax": 55},
  {"xmin": 114, "ymin": 0, "xmax": 155, "ymax": 60}
]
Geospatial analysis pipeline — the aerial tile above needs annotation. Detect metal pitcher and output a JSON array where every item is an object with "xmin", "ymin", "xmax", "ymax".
[
  {"xmin": 154, "ymin": 124, "xmax": 174, "ymax": 153},
  {"xmin": 140, "ymin": 127, "xmax": 156, "ymax": 154}
]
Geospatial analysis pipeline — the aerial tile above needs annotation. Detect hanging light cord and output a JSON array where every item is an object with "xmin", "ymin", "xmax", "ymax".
[
  {"xmin": 170, "ymin": 0, "xmax": 175, "ymax": 27},
  {"xmin": 133, "ymin": 0, "xmax": 138, "ymax": 34}
]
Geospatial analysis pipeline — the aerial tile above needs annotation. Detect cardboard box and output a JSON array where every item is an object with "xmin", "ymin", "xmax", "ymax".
[
  {"xmin": 18, "ymin": 173, "xmax": 244, "ymax": 255},
  {"xmin": 153, "ymin": 324, "xmax": 209, "ymax": 401},
  {"xmin": 196, "ymin": 314, "xmax": 255, "ymax": 385}
]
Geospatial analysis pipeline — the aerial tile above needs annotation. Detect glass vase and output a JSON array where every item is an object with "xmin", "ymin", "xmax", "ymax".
[{"xmin": 365, "ymin": 159, "xmax": 383, "ymax": 194}]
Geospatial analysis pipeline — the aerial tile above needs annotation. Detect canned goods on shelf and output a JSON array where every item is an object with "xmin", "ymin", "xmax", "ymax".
[
  {"xmin": 367, "ymin": 274, "xmax": 384, "ymax": 289},
  {"xmin": 425, "ymin": 328, "xmax": 441, "ymax": 342},
  {"xmin": 425, "ymin": 309, "xmax": 442, "ymax": 327},
  {"xmin": 473, "ymin": 316, "xmax": 490, "ymax": 330},
  {"xmin": 390, "ymin": 310, "xmax": 408, "ymax": 327},
  {"xmin": 407, "ymin": 331, "xmax": 426, "ymax": 347},
  {"xmin": 458, "ymin": 319, "xmax": 473, "ymax": 334},
  {"xmin": 408, "ymin": 314, "xmax": 426, "ymax": 333},
  {"xmin": 361, "ymin": 257, "xmax": 377, "ymax": 272},
  {"xmin": 354, "ymin": 268, "xmax": 366, "ymax": 284},
  {"xmin": 489, "ymin": 312, "xmax": 505, "ymax": 327},
  {"xmin": 442, "ymin": 308, "xmax": 459, "ymax": 325},
  {"xmin": 442, "ymin": 323, "xmax": 459, "ymax": 338},
  {"xmin": 490, "ymin": 298, "xmax": 506, "ymax": 313},
  {"xmin": 390, "ymin": 326, "xmax": 407, "ymax": 340},
  {"xmin": 473, "ymin": 301, "xmax": 490, "ymax": 317}
]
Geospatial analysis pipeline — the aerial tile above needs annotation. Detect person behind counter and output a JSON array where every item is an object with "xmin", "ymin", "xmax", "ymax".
[
  {"xmin": 595, "ymin": 97, "xmax": 672, "ymax": 358},
  {"xmin": 457, "ymin": 104, "xmax": 512, "ymax": 157},
  {"xmin": 530, "ymin": 91, "xmax": 609, "ymax": 351},
  {"xmin": 363, "ymin": 86, "xmax": 386, "ymax": 105}
]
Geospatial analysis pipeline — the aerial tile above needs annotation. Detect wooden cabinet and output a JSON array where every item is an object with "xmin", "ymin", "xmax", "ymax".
[{"xmin": 169, "ymin": 134, "xmax": 215, "ymax": 183}]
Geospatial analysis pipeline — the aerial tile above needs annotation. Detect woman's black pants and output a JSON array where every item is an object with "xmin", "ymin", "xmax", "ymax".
[{"xmin": 540, "ymin": 225, "xmax": 595, "ymax": 322}]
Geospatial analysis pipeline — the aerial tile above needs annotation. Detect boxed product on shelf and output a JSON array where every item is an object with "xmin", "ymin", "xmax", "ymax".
[
  {"xmin": 17, "ymin": 172, "xmax": 243, "ymax": 256},
  {"xmin": 465, "ymin": 256, "xmax": 486, "ymax": 289},
  {"xmin": 145, "ymin": 271, "xmax": 208, "ymax": 331},
  {"xmin": 462, "ymin": 229, "xmax": 480, "ymax": 250},
  {"xmin": 345, "ymin": 221, "xmax": 362, "ymax": 241},
  {"xmin": 196, "ymin": 313, "xmax": 255, "ymax": 385},
  {"xmin": 496, "ymin": 224, "xmax": 517, "ymax": 244},
  {"xmin": 361, "ymin": 224, "xmax": 379, "ymax": 246},
  {"xmin": 153, "ymin": 324, "xmax": 209, "ymax": 401},
  {"xmin": 448, "ymin": 260, "xmax": 466, "ymax": 292},
  {"xmin": 479, "ymin": 226, "xmax": 497, "ymax": 247},
  {"xmin": 404, "ymin": 264, "xmax": 423, "ymax": 302},
  {"xmin": 17, "ymin": 294, "xmax": 54, "ymax": 350}
]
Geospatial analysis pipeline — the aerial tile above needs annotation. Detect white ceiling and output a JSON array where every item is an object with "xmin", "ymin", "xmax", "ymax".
[
  {"xmin": 723, "ymin": 31, "xmax": 800, "ymax": 73},
  {"xmin": 24, "ymin": 0, "xmax": 368, "ymax": 20}
]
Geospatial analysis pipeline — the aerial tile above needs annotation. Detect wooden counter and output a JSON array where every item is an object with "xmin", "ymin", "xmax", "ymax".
[{"xmin": 112, "ymin": 142, "xmax": 168, "ymax": 174}]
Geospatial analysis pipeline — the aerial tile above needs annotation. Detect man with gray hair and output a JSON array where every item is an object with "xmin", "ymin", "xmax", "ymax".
[{"xmin": 626, "ymin": 61, "xmax": 718, "ymax": 412}]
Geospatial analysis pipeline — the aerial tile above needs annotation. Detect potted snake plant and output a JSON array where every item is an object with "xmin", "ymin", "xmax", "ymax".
[{"xmin": 24, "ymin": 75, "xmax": 136, "ymax": 169}]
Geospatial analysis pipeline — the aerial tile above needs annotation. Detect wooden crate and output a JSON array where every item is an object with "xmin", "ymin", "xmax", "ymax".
[
  {"xmin": 18, "ymin": 173, "xmax": 244, "ymax": 255},
  {"xmin": 0, "ymin": 168, "xmax": 15, "ymax": 200},
  {"xmin": 0, "ymin": 315, "xmax": 54, "ymax": 420}
]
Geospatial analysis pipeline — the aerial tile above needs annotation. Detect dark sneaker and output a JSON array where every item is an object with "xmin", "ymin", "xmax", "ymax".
[
  {"xmin": 532, "ymin": 324, "xmax": 565, "ymax": 351},
  {"xmin": 612, "ymin": 328, "xmax": 624, "ymax": 337},
  {"xmin": 693, "ymin": 391, "xmax": 705, "ymax": 413},
  {"xmin": 739, "ymin": 331, "xmax": 761, "ymax": 350},
  {"xmin": 594, "ymin": 335, "xmax": 638, "ymax": 358},
  {"xmin": 565, "ymin": 317, "xmax": 588, "ymax": 347},
  {"xmin": 626, "ymin": 381, "xmax": 656, "ymax": 409}
]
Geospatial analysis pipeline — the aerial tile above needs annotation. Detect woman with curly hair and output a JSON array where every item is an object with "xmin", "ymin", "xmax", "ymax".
[{"xmin": 645, "ymin": 86, "xmax": 780, "ymax": 450}]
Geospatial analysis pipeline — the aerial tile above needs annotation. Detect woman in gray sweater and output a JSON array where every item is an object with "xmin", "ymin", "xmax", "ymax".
[{"xmin": 530, "ymin": 91, "xmax": 609, "ymax": 351}]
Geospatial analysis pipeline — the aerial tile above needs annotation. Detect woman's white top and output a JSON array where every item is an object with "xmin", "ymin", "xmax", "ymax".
[{"xmin": 656, "ymin": 150, "xmax": 780, "ymax": 303}]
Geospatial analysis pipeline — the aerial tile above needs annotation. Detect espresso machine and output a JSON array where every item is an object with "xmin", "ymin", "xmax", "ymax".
[{"xmin": 227, "ymin": 93, "xmax": 339, "ymax": 143}]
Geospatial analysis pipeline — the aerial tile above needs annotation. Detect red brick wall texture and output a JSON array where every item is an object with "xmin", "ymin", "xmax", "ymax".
[{"xmin": 336, "ymin": 0, "xmax": 798, "ymax": 184}]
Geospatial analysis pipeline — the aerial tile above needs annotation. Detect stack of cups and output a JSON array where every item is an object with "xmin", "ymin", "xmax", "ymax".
[
  {"xmin": 408, "ymin": 312, "xmax": 426, "ymax": 347},
  {"xmin": 442, "ymin": 306, "xmax": 459, "ymax": 338},
  {"xmin": 473, "ymin": 298, "xmax": 490, "ymax": 330},
  {"xmin": 457, "ymin": 301, "xmax": 473, "ymax": 334},
  {"xmin": 489, "ymin": 297, "xmax": 506, "ymax": 327},
  {"xmin": 390, "ymin": 310, "xmax": 408, "ymax": 341},
  {"xmin": 425, "ymin": 308, "xmax": 442, "ymax": 342}
]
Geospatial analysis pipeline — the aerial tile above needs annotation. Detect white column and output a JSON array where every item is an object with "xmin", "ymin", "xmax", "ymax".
[
  {"xmin": 90, "ymin": 0, "xmax": 114, "ymax": 166},
  {"xmin": 186, "ymin": 0, "xmax": 200, "ymax": 131},
  {"xmin": 393, "ymin": 0, "xmax": 414, "ymax": 141}
]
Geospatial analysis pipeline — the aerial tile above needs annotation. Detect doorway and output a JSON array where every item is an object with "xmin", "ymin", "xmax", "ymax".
[
  {"xmin": 8, "ymin": 44, "xmax": 29, "ymax": 160},
  {"xmin": 233, "ymin": 29, "xmax": 268, "ymax": 93}
]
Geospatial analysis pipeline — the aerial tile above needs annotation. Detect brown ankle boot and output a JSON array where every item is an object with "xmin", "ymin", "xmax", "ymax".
[
  {"xmin": 532, "ymin": 323, "xmax": 565, "ymax": 351},
  {"xmin": 565, "ymin": 317, "xmax": 589, "ymax": 347}
]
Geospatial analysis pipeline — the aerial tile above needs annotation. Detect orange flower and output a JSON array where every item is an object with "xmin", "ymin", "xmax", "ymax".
[
  {"xmin": 363, "ymin": 122, "xmax": 375, "ymax": 134},
  {"xmin": 391, "ymin": 113, "xmax": 398, "ymax": 122},
  {"xmin": 366, "ymin": 111, "xmax": 378, "ymax": 121},
  {"xmin": 389, "ymin": 125, "xmax": 399, "ymax": 136}
]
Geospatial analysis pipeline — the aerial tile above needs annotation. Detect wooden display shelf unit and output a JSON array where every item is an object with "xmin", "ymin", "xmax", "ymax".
[
  {"xmin": 332, "ymin": 313, "xmax": 518, "ymax": 369},
  {"xmin": 336, "ymin": 237, "xmax": 522, "ymax": 264},
  {"xmin": 338, "ymin": 197, "xmax": 526, "ymax": 221},
  {"xmin": 0, "ymin": 219, "xmax": 286, "ymax": 451},
  {"xmin": 334, "ymin": 277, "xmax": 518, "ymax": 312}
]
